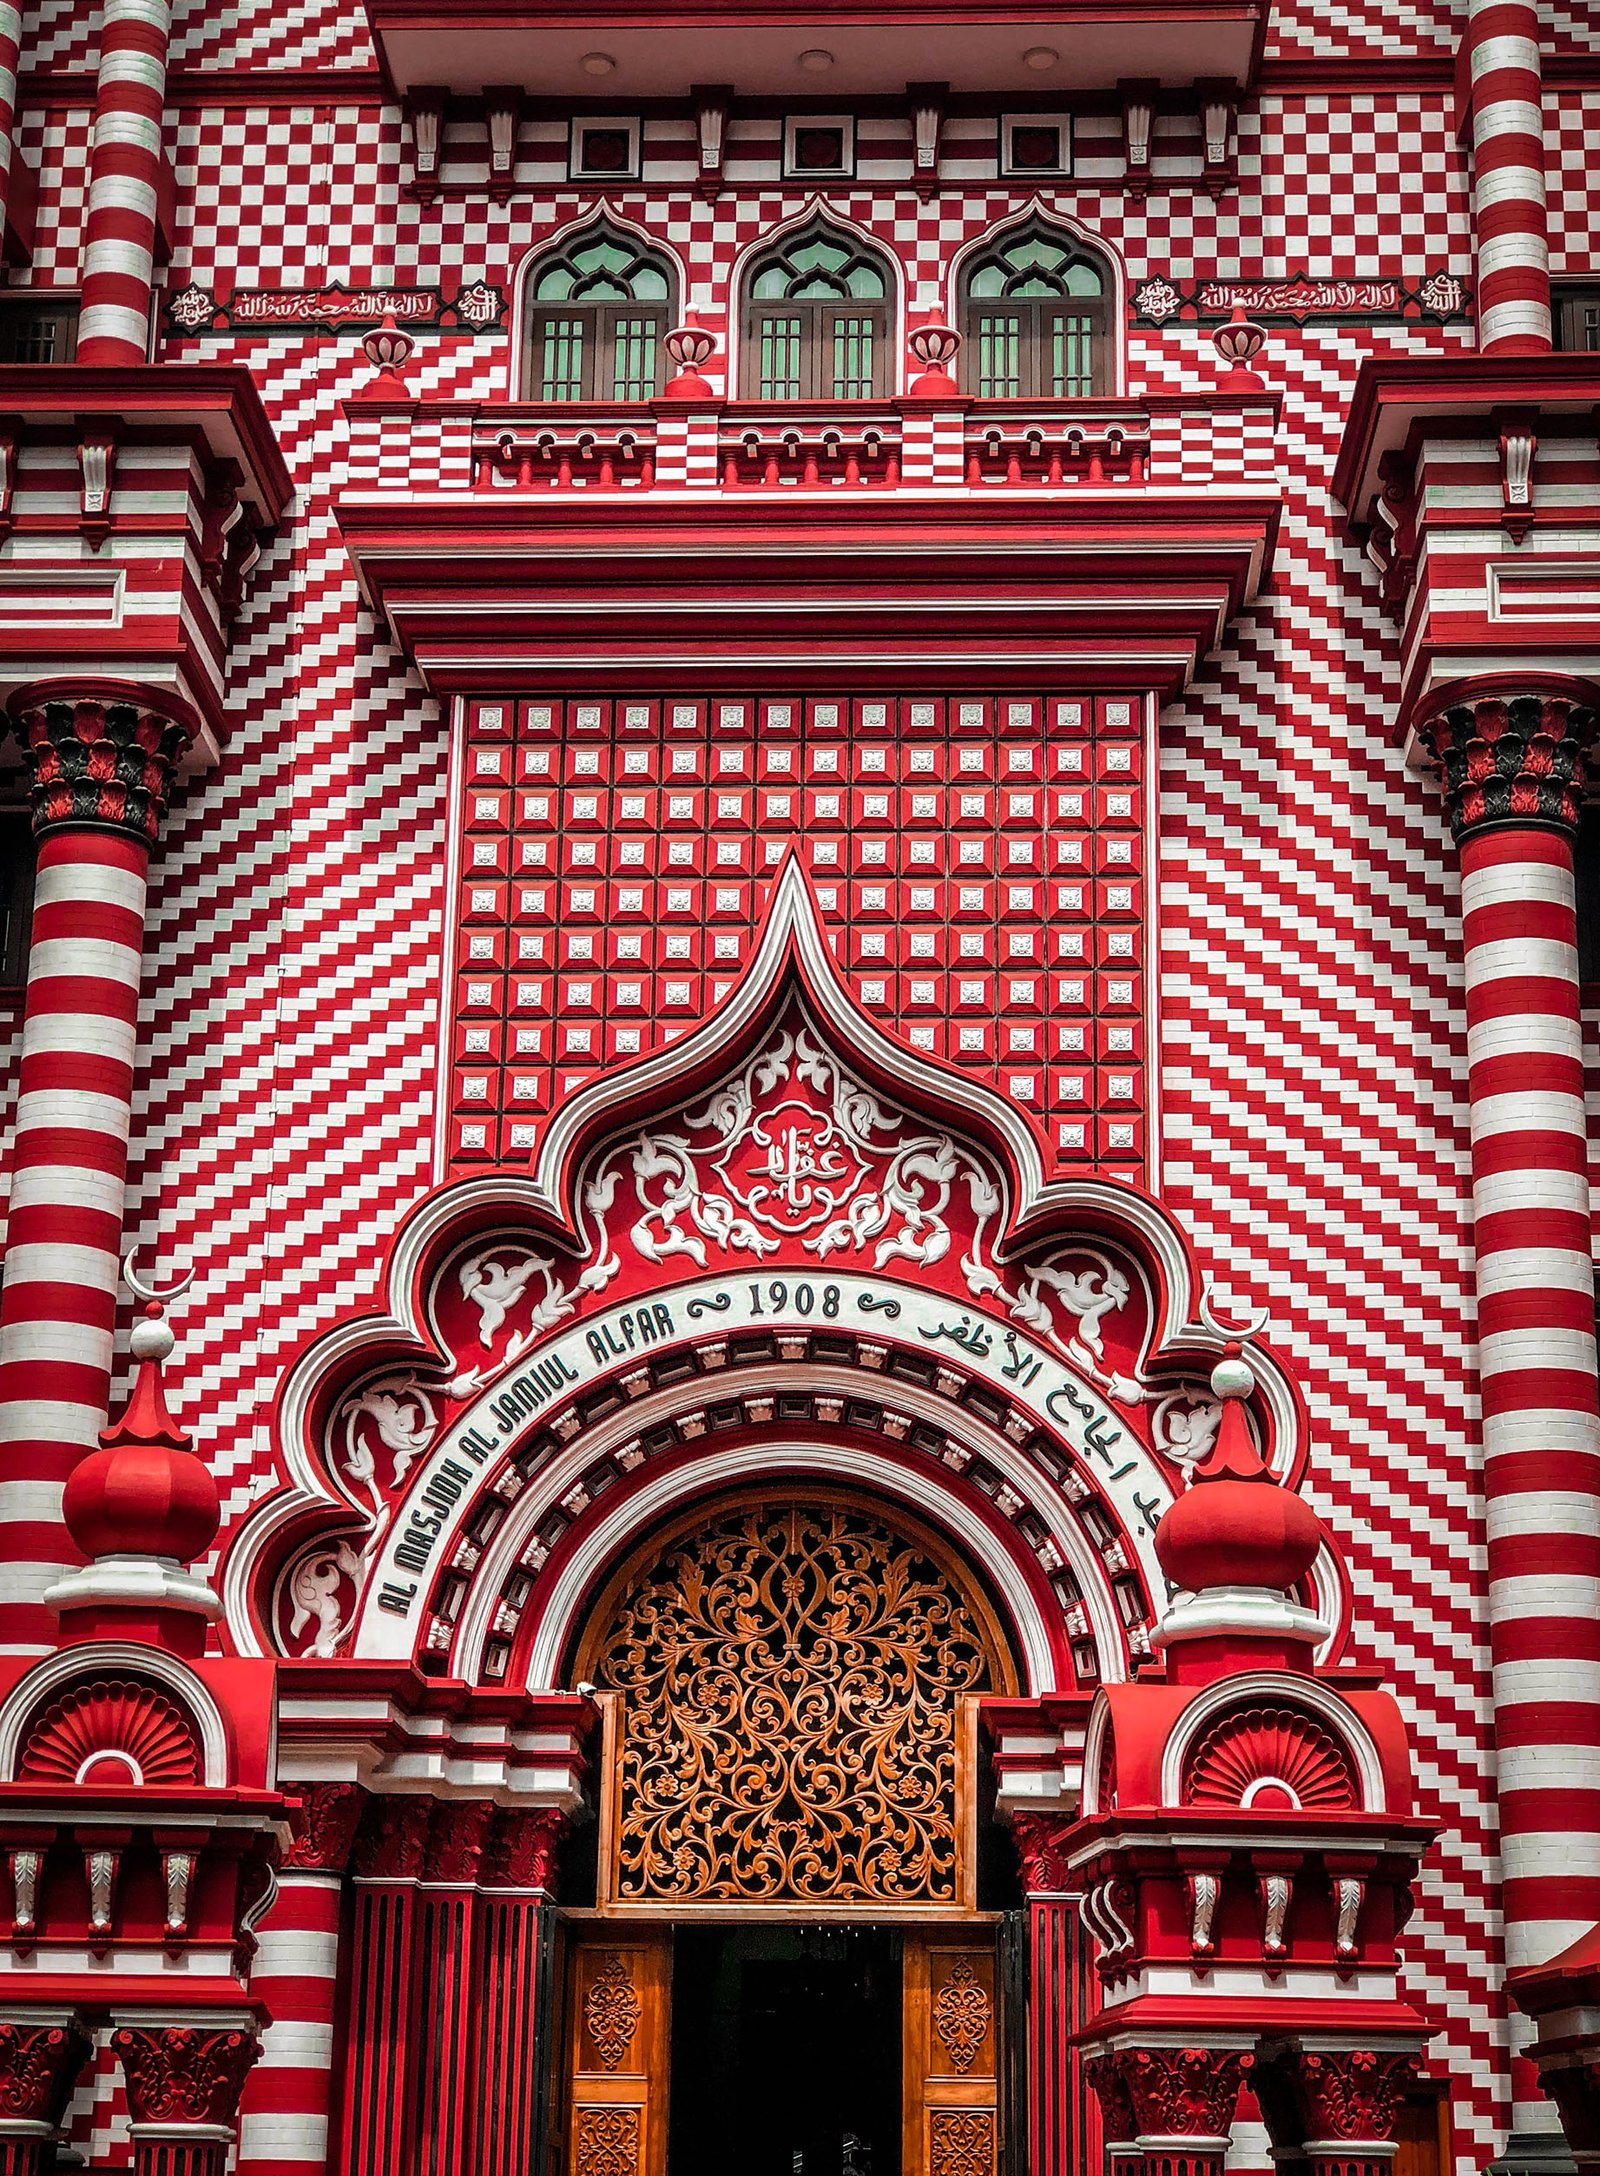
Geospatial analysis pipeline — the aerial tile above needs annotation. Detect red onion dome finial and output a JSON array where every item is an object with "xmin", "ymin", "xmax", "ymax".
[{"xmin": 1154, "ymin": 1340, "xmax": 1323, "ymax": 1598}]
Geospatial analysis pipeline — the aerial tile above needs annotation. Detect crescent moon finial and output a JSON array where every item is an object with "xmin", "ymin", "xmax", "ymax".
[
  {"xmin": 123, "ymin": 1249, "xmax": 194, "ymax": 1307},
  {"xmin": 1198, "ymin": 1287, "xmax": 1271, "ymax": 1344}
]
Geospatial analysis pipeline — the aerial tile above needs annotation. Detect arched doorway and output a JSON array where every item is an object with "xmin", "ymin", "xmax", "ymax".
[{"xmin": 556, "ymin": 1490, "xmax": 1022, "ymax": 2176}]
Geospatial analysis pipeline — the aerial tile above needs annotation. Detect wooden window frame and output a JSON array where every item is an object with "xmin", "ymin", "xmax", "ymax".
[
  {"xmin": 958, "ymin": 226, "xmax": 1112, "ymax": 399},
  {"xmin": 522, "ymin": 228, "xmax": 675, "ymax": 403},
  {"xmin": 1554, "ymin": 281, "xmax": 1600, "ymax": 354},
  {"xmin": 0, "ymin": 293, "xmax": 79, "ymax": 365},
  {"xmin": 744, "ymin": 297, "xmax": 892, "ymax": 400}
]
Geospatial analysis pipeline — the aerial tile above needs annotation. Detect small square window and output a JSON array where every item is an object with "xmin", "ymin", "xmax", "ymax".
[
  {"xmin": 1000, "ymin": 114, "xmax": 1073, "ymax": 179},
  {"xmin": 0, "ymin": 296, "xmax": 79, "ymax": 364},
  {"xmin": 783, "ymin": 114, "xmax": 855, "ymax": 179},
  {"xmin": 569, "ymin": 118, "xmax": 642, "ymax": 182}
]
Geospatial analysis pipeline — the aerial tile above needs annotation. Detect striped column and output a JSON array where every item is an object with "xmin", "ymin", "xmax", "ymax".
[
  {"xmin": 76, "ymin": 0, "xmax": 173, "ymax": 368},
  {"xmin": 1419, "ymin": 678, "xmax": 1600, "ymax": 2147},
  {"xmin": 236, "ymin": 1785, "xmax": 364, "ymax": 2176},
  {"xmin": 0, "ymin": 682, "xmax": 190, "ymax": 1655},
  {"xmin": 0, "ymin": 8, "xmax": 23, "ymax": 260},
  {"xmin": 1466, "ymin": 0, "xmax": 1552, "ymax": 353}
]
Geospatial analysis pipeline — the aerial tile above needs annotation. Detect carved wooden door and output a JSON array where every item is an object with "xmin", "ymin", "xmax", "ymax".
[
  {"xmin": 904, "ymin": 1931, "xmax": 1001, "ymax": 2176},
  {"xmin": 563, "ymin": 1934, "xmax": 670, "ymax": 2176}
]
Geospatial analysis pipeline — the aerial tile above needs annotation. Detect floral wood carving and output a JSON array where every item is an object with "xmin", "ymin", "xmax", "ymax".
[
  {"xmin": 929, "ymin": 2111, "xmax": 995, "ymax": 2176},
  {"xmin": 0, "ymin": 2021, "xmax": 90, "ymax": 2125},
  {"xmin": 112, "ymin": 2026, "xmax": 260, "ymax": 2129},
  {"xmin": 1183, "ymin": 1704, "xmax": 1358, "ymax": 1813},
  {"xmin": 590, "ymin": 1500, "xmax": 993, "ymax": 1903},
  {"xmin": 933, "ymin": 1958, "xmax": 991, "ymax": 2072},
  {"xmin": 19, "ymin": 1677, "xmax": 201, "ymax": 1788},
  {"xmin": 1292, "ymin": 2049, "xmax": 1419, "ymax": 2143},
  {"xmin": 583, "ymin": 1954, "xmax": 642, "ymax": 2070},
  {"xmin": 575, "ymin": 2106, "xmax": 640, "ymax": 2176},
  {"xmin": 284, "ymin": 1782, "xmax": 366, "ymax": 1872}
]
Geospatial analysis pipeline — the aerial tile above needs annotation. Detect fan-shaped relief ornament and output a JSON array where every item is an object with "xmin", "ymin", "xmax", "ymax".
[
  {"xmin": 1182, "ymin": 1704, "xmax": 1359, "ymax": 1813},
  {"xmin": 583, "ymin": 1955, "xmax": 642, "ymax": 2069},
  {"xmin": 19, "ymin": 1678, "xmax": 202, "ymax": 1787},
  {"xmin": 590, "ymin": 1501, "xmax": 995, "ymax": 1904},
  {"xmin": 932, "ymin": 1959, "xmax": 991, "ymax": 2072}
]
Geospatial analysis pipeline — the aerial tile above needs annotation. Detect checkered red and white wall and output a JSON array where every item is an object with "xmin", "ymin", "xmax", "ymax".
[{"xmin": 9, "ymin": 0, "xmax": 1599, "ymax": 2160}]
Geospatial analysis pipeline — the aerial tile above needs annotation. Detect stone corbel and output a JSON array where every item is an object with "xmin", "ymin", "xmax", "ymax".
[
  {"xmin": 82, "ymin": 1836, "xmax": 125, "ymax": 1952},
  {"xmin": 909, "ymin": 81, "xmax": 948, "ymax": 200},
  {"xmin": 75, "ymin": 420, "xmax": 117, "ymax": 549},
  {"xmin": 1197, "ymin": 77, "xmax": 1238, "ymax": 193},
  {"xmin": 6, "ymin": 1845, "xmax": 42, "ymax": 1949},
  {"xmin": 1371, "ymin": 448, "xmax": 1417, "ymax": 622},
  {"xmin": 1119, "ymin": 78, "xmax": 1159, "ymax": 193},
  {"xmin": 692, "ymin": 84, "xmax": 731, "ymax": 200},
  {"xmin": 1255, "ymin": 1851, "xmax": 1302, "ymax": 1966},
  {"xmin": 406, "ymin": 87, "xmax": 446, "ymax": 201},
  {"xmin": 1496, "ymin": 406, "xmax": 1538, "ymax": 543},
  {"xmin": 484, "ymin": 86, "xmax": 522, "ymax": 203}
]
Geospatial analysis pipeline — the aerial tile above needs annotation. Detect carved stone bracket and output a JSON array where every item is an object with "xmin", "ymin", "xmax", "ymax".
[{"xmin": 1416, "ymin": 681, "xmax": 1599, "ymax": 841}]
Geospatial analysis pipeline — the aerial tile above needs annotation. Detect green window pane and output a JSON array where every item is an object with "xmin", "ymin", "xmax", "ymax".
[
  {"xmin": 759, "ymin": 316, "xmax": 803, "ymax": 399},
  {"xmin": 539, "ymin": 316, "xmax": 585, "ymax": 401},
  {"xmin": 611, "ymin": 316, "xmax": 659, "ymax": 401},
  {"xmin": 830, "ymin": 315, "xmax": 875, "ymax": 398},
  {"xmin": 1050, "ymin": 315, "xmax": 1093, "ymax": 397},
  {"xmin": 1065, "ymin": 262, "xmax": 1104, "ymax": 296},
  {"xmin": 976, "ymin": 315, "xmax": 1022, "ymax": 398},
  {"xmin": 534, "ymin": 266, "xmax": 575, "ymax": 301}
]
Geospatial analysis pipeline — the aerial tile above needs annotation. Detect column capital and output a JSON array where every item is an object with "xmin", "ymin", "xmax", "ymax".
[
  {"xmin": 1117, "ymin": 2044, "xmax": 1254, "ymax": 2143},
  {"xmin": 111, "ymin": 2022, "xmax": 261, "ymax": 2134},
  {"xmin": 1413, "ymin": 674, "xmax": 1600, "ymax": 843},
  {"xmin": 282, "ymin": 1782, "xmax": 366, "ymax": 1874},
  {"xmin": 483, "ymin": 1805, "xmax": 568, "ymax": 1892},
  {"xmin": 1009, "ymin": 1809, "xmax": 1077, "ymax": 1898},
  {"xmin": 0, "ymin": 2018, "xmax": 90, "ymax": 2131},
  {"xmin": 7, "ymin": 678, "xmax": 197, "ymax": 845}
]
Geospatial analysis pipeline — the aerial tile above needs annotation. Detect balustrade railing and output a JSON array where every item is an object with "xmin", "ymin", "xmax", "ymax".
[{"xmin": 473, "ymin": 419, "xmax": 657, "ymax": 491}]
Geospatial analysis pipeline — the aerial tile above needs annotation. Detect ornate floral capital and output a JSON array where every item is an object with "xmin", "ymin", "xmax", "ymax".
[
  {"xmin": 1083, "ymin": 2052, "xmax": 1140, "ymax": 2146},
  {"xmin": 1118, "ymin": 2045, "xmax": 1253, "ymax": 2141},
  {"xmin": 485, "ymin": 1808, "xmax": 567, "ymax": 1892},
  {"xmin": 283, "ymin": 1782, "xmax": 366, "ymax": 1873},
  {"xmin": 111, "ymin": 2026, "xmax": 260, "ymax": 2132},
  {"xmin": 1010, "ymin": 1812, "xmax": 1076, "ymax": 1897},
  {"xmin": 352, "ymin": 1794, "xmax": 433, "ymax": 1882},
  {"xmin": 1417, "ymin": 682, "xmax": 1599, "ymax": 842},
  {"xmin": 1292, "ymin": 2048, "xmax": 1418, "ymax": 2145},
  {"xmin": 9, "ymin": 684, "xmax": 194, "ymax": 845},
  {"xmin": 0, "ymin": 2021, "xmax": 90, "ymax": 2128},
  {"xmin": 426, "ymin": 1799, "xmax": 496, "ymax": 1886}
]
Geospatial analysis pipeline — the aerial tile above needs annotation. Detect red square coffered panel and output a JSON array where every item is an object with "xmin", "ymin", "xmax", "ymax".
[{"xmin": 445, "ymin": 693, "xmax": 1152, "ymax": 1181}]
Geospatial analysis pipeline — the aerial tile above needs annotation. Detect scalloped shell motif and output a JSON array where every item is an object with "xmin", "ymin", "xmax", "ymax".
[
  {"xmin": 18, "ymin": 1678, "xmax": 202, "ymax": 1788},
  {"xmin": 1182, "ymin": 1702, "xmax": 1358, "ymax": 1813}
]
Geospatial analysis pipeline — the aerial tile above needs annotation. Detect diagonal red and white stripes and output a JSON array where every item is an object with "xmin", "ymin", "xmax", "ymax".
[
  {"xmin": 1465, "ymin": 0, "xmax": 1552, "ymax": 353},
  {"xmin": 1422, "ymin": 683, "xmax": 1600, "ymax": 2137},
  {"xmin": 0, "ymin": 687, "xmax": 188, "ymax": 1654},
  {"xmin": 76, "ymin": 0, "xmax": 172, "ymax": 368}
]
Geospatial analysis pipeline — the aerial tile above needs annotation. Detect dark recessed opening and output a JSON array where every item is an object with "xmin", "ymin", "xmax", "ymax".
[{"xmin": 668, "ymin": 1925, "xmax": 902, "ymax": 2176}]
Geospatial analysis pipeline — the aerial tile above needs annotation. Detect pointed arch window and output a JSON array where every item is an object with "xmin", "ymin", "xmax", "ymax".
[
  {"xmin": 959, "ymin": 221, "xmax": 1111, "ymax": 399},
  {"xmin": 522, "ymin": 223, "xmax": 675, "ymax": 402},
  {"xmin": 742, "ymin": 220, "xmax": 893, "ymax": 400}
]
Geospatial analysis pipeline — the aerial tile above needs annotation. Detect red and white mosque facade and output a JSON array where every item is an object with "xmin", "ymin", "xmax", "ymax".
[{"xmin": 0, "ymin": 0, "xmax": 1595, "ymax": 2173}]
